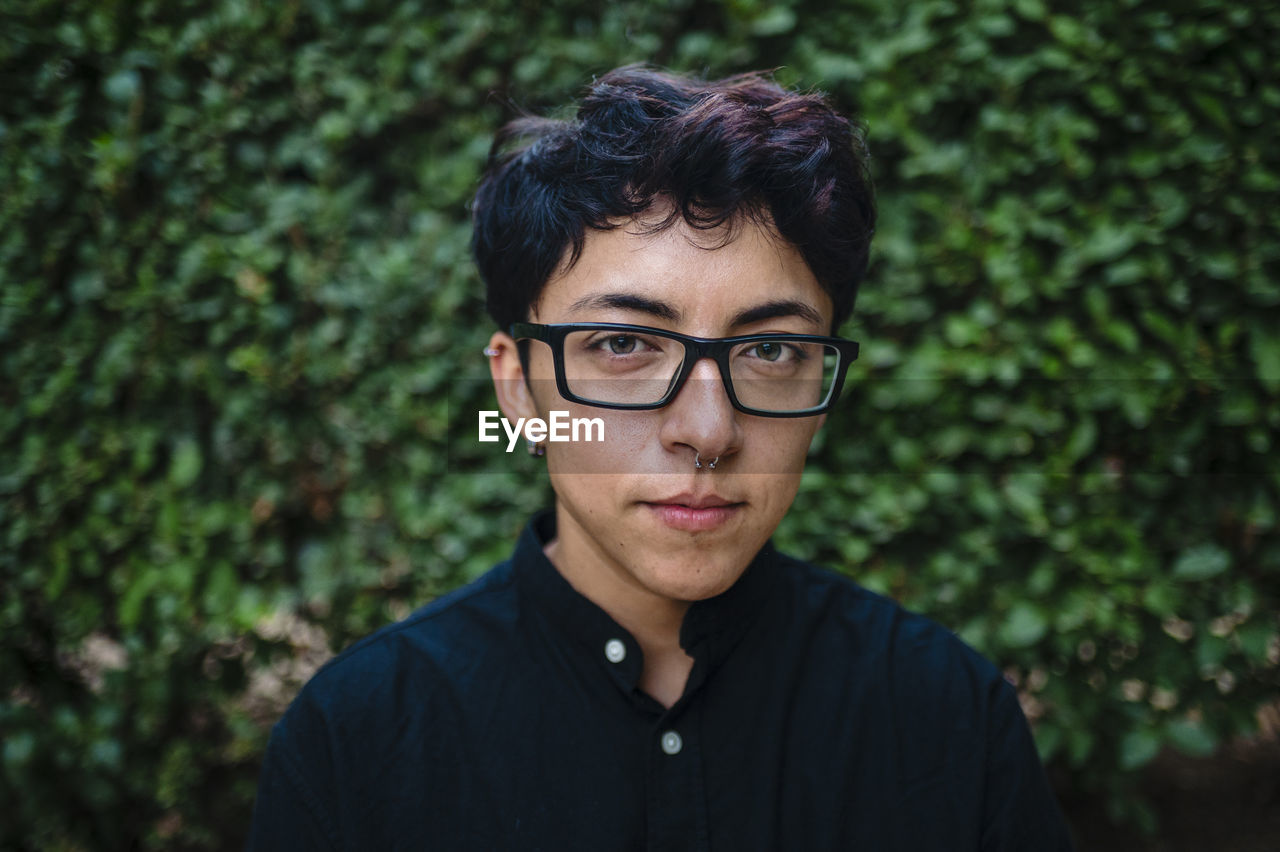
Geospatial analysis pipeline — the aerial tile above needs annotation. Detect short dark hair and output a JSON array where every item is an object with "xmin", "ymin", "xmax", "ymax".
[{"xmin": 471, "ymin": 65, "xmax": 876, "ymax": 332}]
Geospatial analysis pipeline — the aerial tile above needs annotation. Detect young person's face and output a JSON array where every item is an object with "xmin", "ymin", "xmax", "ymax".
[{"xmin": 489, "ymin": 211, "xmax": 831, "ymax": 604}]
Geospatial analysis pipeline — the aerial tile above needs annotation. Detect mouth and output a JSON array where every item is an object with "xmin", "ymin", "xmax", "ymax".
[{"xmin": 642, "ymin": 493, "xmax": 745, "ymax": 532}]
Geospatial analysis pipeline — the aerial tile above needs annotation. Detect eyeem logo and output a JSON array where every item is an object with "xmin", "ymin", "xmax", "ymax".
[{"xmin": 478, "ymin": 410, "xmax": 605, "ymax": 452}]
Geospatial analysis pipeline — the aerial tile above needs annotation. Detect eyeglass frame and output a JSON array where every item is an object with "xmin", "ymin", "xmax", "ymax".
[{"xmin": 509, "ymin": 321, "xmax": 860, "ymax": 418}]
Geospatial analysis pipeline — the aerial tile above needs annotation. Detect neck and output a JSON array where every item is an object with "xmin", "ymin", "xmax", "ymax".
[{"xmin": 544, "ymin": 508, "xmax": 695, "ymax": 708}]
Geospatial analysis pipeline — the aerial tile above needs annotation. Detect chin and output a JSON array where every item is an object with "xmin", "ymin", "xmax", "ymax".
[{"xmin": 640, "ymin": 553, "xmax": 749, "ymax": 602}]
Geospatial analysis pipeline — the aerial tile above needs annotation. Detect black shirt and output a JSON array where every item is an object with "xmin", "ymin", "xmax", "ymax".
[{"xmin": 248, "ymin": 511, "xmax": 1073, "ymax": 850}]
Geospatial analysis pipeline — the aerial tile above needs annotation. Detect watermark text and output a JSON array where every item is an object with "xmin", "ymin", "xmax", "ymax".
[{"xmin": 478, "ymin": 410, "xmax": 605, "ymax": 452}]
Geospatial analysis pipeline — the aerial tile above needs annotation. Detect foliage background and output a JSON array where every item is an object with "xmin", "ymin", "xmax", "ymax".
[{"xmin": 2, "ymin": 0, "xmax": 1277, "ymax": 848}]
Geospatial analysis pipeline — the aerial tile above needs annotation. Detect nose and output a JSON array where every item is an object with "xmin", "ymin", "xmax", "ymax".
[{"xmin": 658, "ymin": 356, "xmax": 742, "ymax": 464}]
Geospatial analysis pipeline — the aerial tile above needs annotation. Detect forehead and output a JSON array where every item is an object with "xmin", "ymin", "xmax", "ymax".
[{"xmin": 532, "ymin": 214, "xmax": 833, "ymax": 333}]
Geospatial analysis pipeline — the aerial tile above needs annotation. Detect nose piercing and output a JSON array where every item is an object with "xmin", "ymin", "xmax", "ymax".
[{"xmin": 694, "ymin": 453, "xmax": 719, "ymax": 470}]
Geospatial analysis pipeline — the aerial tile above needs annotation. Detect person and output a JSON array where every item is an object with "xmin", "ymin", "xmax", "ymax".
[{"xmin": 247, "ymin": 65, "xmax": 1074, "ymax": 850}]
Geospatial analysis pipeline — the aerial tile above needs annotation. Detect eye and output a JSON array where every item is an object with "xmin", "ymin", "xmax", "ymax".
[
  {"xmin": 578, "ymin": 330, "xmax": 666, "ymax": 358},
  {"xmin": 607, "ymin": 335, "xmax": 638, "ymax": 355},
  {"xmin": 752, "ymin": 341, "xmax": 785, "ymax": 361}
]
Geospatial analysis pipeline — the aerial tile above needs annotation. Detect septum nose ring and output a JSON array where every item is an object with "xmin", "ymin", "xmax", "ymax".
[{"xmin": 694, "ymin": 453, "xmax": 719, "ymax": 470}]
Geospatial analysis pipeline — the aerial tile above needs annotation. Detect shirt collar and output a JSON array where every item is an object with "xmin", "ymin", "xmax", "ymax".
[{"xmin": 512, "ymin": 509, "xmax": 784, "ymax": 694}]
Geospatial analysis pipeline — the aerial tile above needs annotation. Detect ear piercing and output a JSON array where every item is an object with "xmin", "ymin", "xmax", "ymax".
[{"xmin": 483, "ymin": 347, "xmax": 500, "ymax": 357}]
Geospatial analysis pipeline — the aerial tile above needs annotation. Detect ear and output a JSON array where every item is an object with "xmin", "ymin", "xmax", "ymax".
[{"xmin": 486, "ymin": 331, "xmax": 541, "ymax": 423}]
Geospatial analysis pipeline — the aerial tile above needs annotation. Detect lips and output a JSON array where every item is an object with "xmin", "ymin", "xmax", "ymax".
[
  {"xmin": 649, "ymin": 492, "xmax": 740, "ymax": 510},
  {"xmin": 643, "ymin": 493, "xmax": 743, "ymax": 532}
]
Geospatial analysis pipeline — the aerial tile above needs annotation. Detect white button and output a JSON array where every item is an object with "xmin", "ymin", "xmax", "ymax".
[
  {"xmin": 660, "ymin": 730, "xmax": 683, "ymax": 755},
  {"xmin": 604, "ymin": 638, "xmax": 626, "ymax": 663}
]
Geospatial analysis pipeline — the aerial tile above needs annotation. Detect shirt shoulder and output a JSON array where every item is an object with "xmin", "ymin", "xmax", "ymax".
[
  {"xmin": 768, "ymin": 552, "xmax": 1040, "ymax": 810},
  {"xmin": 275, "ymin": 560, "xmax": 520, "ymax": 738},
  {"xmin": 775, "ymin": 551, "xmax": 998, "ymax": 669},
  {"xmin": 770, "ymin": 551, "xmax": 1008, "ymax": 733}
]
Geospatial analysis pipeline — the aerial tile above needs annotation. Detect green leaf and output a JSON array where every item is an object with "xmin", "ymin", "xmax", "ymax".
[
  {"xmin": 999, "ymin": 602, "xmax": 1049, "ymax": 648},
  {"xmin": 1172, "ymin": 545, "xmax": 1230, "ymax": 581},
  {"xmin": 103, "ymin": 69, "xmax": 141, "ymax": 104},
  {"xmin": 1140, "ymin": 581, "xmax": 1181, "ymax": 617},
  {"xmin": 1164, "ymin": 719, "xmax": 1218, "ymax": 758},
  {"xmin": 1119, "ymin": 729, "xmax": 1162, "ymax": 770},
  {"xmin": 1249, "ymin": 320, "xmax": 1280, "ymax": 392},
  {"xmin": 167, "ymin": 438, "xmax": 203, "ymax": 489},
  {"xmin": 750, "ymin": 7, "xmax": 797, "ymax": 36},
  {"xmin": 1236, "ymin": 621, "xmax": 1277, "ymax": 664}
]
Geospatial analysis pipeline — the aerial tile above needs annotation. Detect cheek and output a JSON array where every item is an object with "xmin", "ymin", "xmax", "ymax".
[
  {"xmin": 545, "ymin": 408, "xmax": 658, "ymax": 475},
  {"xmin": 743, "ymin": 420, "xmax": 820, "ymax": 475},
  {"xmin": 753, "ymin": 472, "xmax": 803, "ymax": 512},
  {"xmin": 546, "ymin": 473, "xmax": 603, "ymax": 521}
]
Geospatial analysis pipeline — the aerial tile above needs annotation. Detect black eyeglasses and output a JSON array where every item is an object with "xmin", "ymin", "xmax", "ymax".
[{"xmin": 509, "ymin": 322, "xmax": 859, "ymax": 417}]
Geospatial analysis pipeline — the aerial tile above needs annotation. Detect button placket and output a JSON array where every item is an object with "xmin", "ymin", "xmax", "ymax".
[
  {"xmin": 604, "ymin": 638, "xmax": 626, "ymax": 663},
  {"xmin": 645, "ymin": 705, "xmax": 708, "ymax": 851}
]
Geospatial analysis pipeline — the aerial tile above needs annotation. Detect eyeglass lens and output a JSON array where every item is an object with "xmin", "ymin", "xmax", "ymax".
[{"xmin": 560, "ymin": 328, "xmax": 840, "ymax": 413}]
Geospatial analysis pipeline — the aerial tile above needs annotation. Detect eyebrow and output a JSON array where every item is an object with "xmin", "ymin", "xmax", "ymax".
[
  {"xmin": 566, "ymin": 293, "xmax": 825, "ymax": 330},
  {"xmin": 566, "ymin": 293, "xmax": 680, "ymax": 321},
  {"xmin": 730, "ymin": 300, "xmax": 826, "ymax": 330}
]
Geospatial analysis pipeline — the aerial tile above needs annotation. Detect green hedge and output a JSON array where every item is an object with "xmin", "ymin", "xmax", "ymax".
[{"xmin": 3, "ymin": 0, "xmax": 1277, "ymax": 848}]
